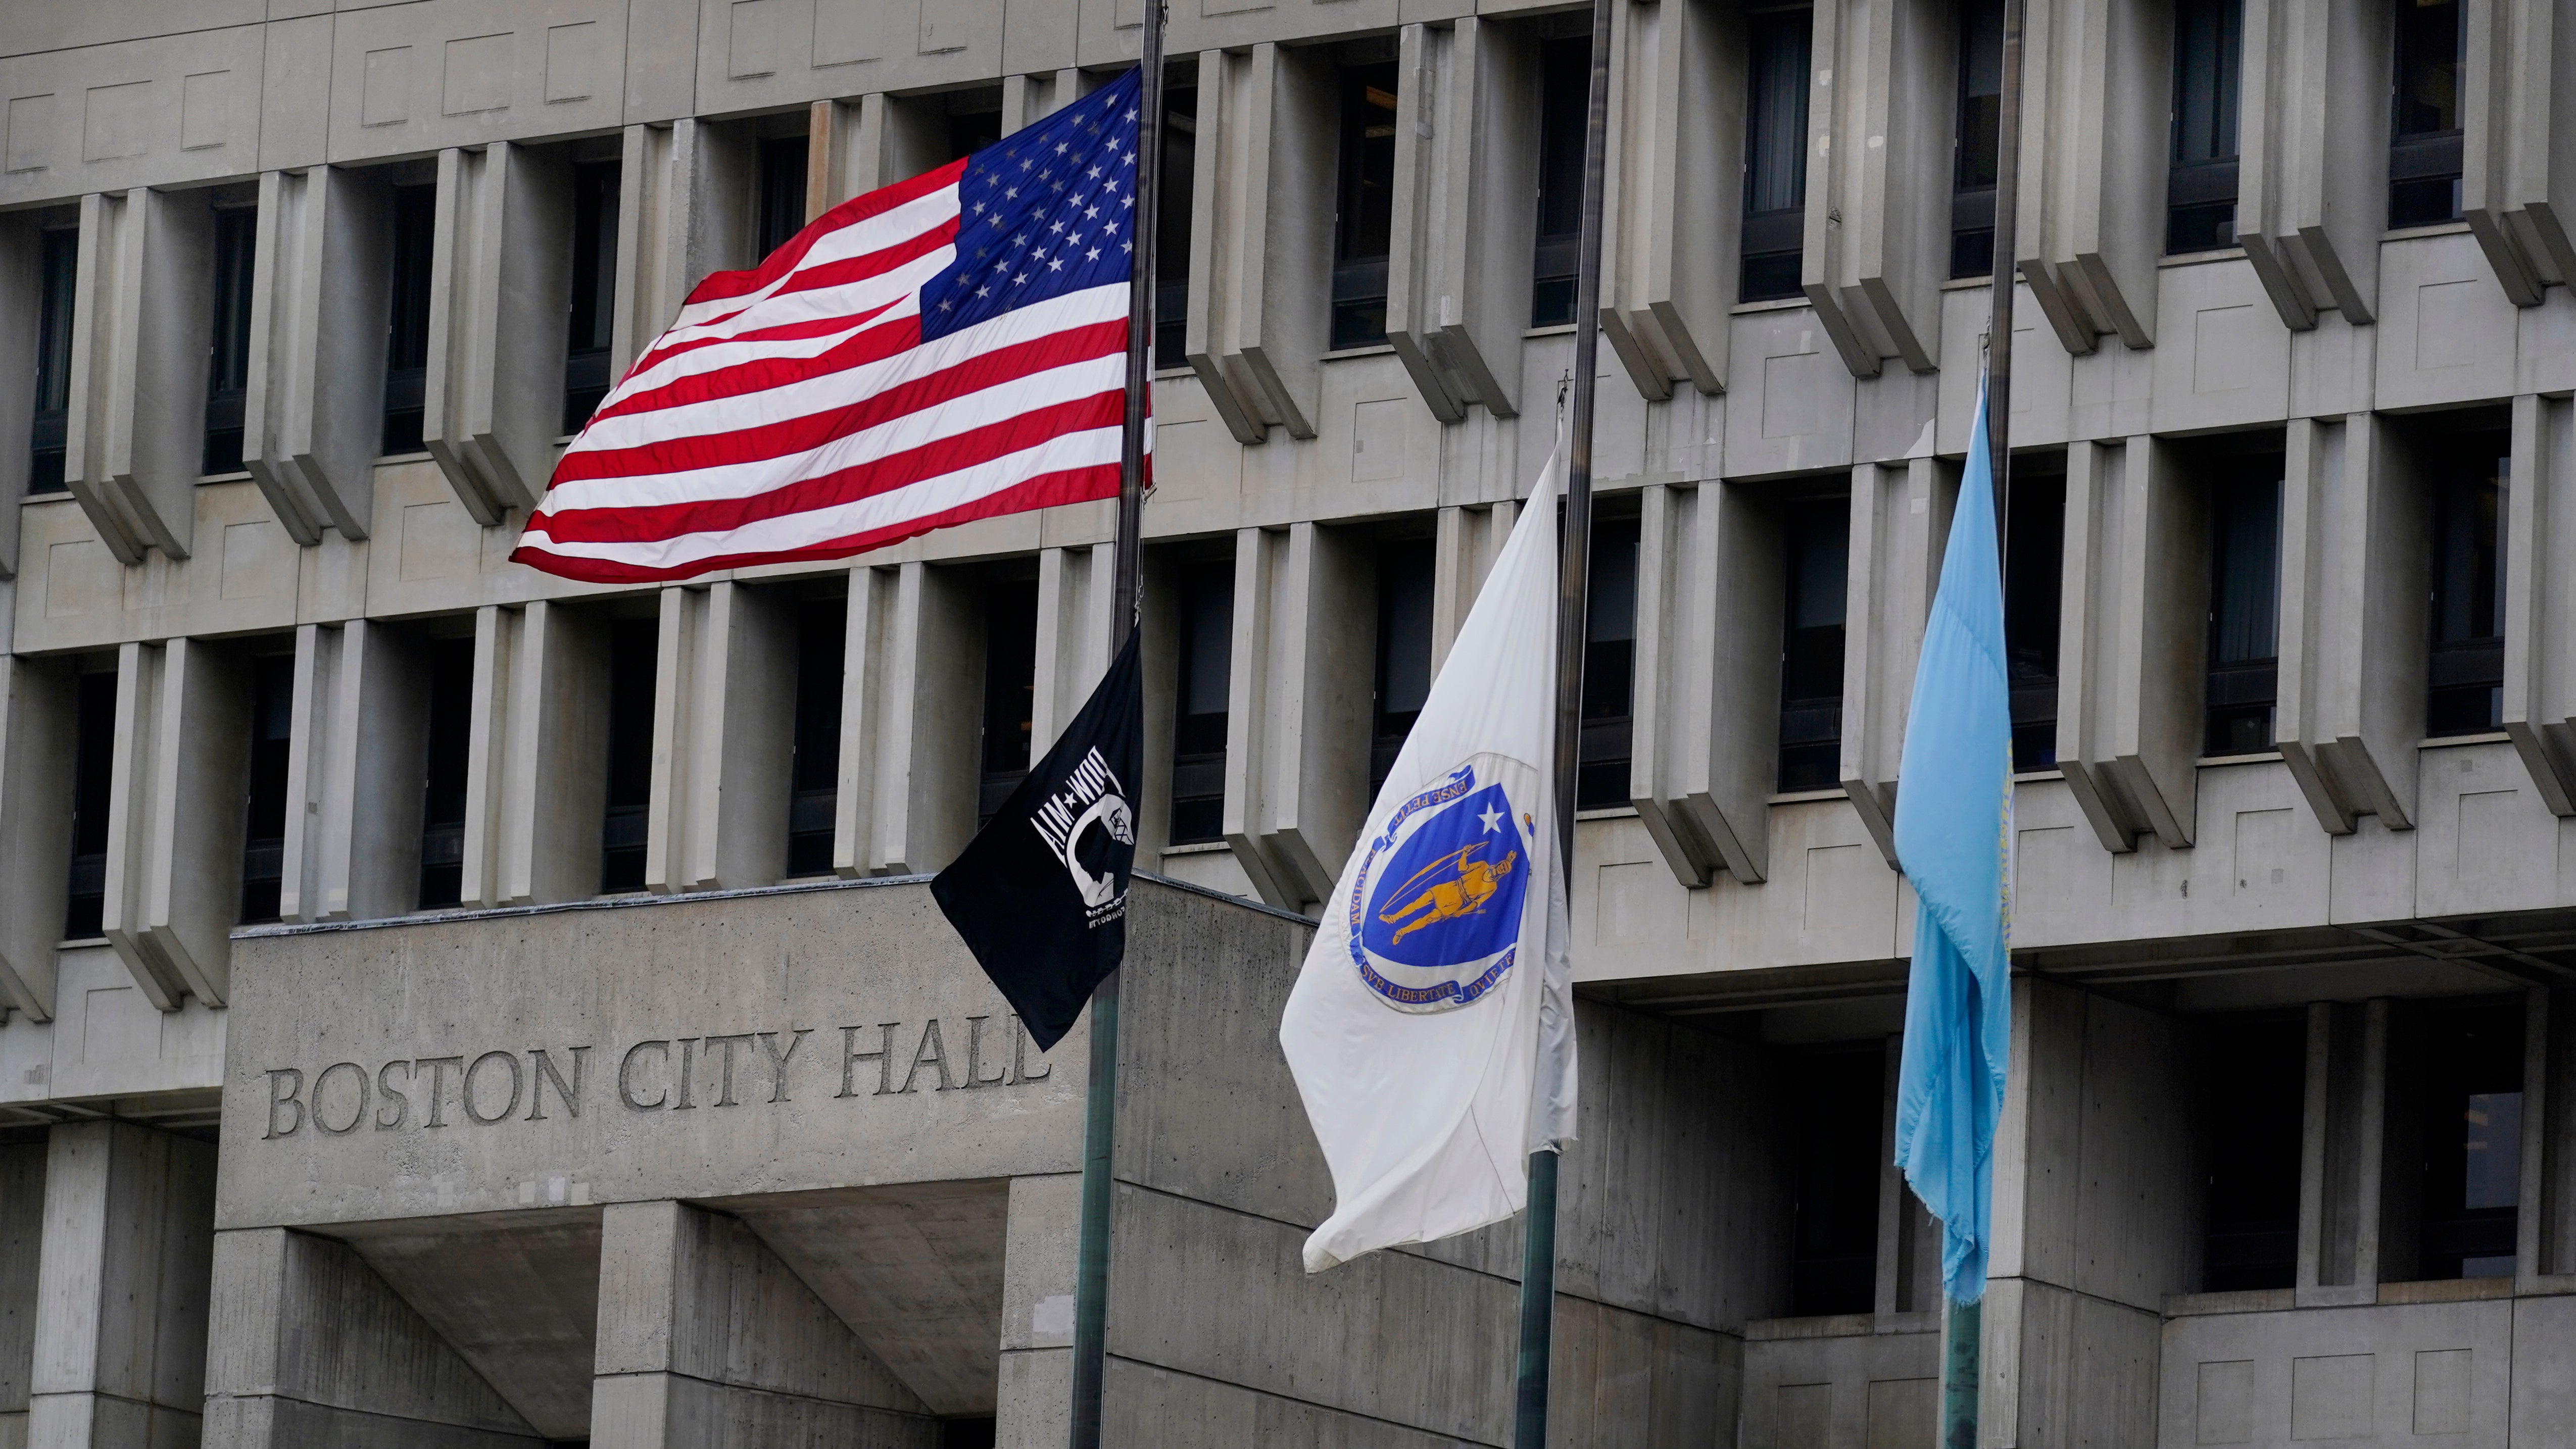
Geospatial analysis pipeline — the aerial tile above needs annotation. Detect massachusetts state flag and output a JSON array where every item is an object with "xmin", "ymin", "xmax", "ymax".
[
  {"xmin": 1279, "ymin": 445, "xmax": 1578, "ymax": 1273},
  {"xmin": 512, "ymin": 69, "xmax": 1148, "ymax": 583}
]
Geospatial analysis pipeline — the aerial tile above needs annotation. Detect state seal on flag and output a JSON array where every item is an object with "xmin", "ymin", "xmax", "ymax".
[{"xmin": 1345, "ymin": 761, "xmax": 1536, "ymax": 1014}]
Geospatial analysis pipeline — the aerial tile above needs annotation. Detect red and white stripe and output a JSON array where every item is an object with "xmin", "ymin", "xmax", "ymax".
[{"xmin": 511, "ymin": 161, "xmax": 1137, "ymax": 584}]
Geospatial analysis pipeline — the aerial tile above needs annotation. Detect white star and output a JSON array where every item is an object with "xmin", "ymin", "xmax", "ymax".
[
  {"xmin": 1085, "ymin": 247, "xmax": 1100, "ymax": 261},
  {"xmin": 1014, "ymin": 272, "xmax": 1029, "ymax": 284},
  {"xmin": 1048, "ymin": 256, "xmax": 1063, "ymax": 271},
  {"xmin": 1478, "ymin": 805, "xmax": 1503, "ymax": 833},
  {"xmin": 1085, "ymin": 206, "xmax": 1100, "ymax": 219}
]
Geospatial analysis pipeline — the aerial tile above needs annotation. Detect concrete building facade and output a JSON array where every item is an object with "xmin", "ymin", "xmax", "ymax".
[{"xmin": 2, "ymin": 1, "xmax": 2575, "ymax": 1446}]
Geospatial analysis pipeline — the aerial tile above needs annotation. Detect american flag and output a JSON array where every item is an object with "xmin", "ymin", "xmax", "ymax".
[{"xmin": 512, "ymin": 68, "xmax": 1148, "ymax": 583}]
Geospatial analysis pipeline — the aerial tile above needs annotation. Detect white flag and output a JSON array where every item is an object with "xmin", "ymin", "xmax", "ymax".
[{"xmin": 1279, "ymin": 447, "xmax": 1578, "ymax": 1273}]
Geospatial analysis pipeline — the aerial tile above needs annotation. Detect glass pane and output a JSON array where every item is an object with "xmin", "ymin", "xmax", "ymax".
[
  {"xmin": 757, "ymin": 134, "xmax": 810, "ymax": 260},
  {"xmin": 1956, "ymin": 0, "xmax": 2005, "ymax": 191},
  {"xmin": 2415, "ymin": 1002, "xmax": 2523, "ymax": 1280},
  {"xmin": 2172, "ymin": 0, "xmax": 2243, "ymax": 166},
  {"xmin": 2005, "ymin": 470, "xmax": 2065, "ymax": 771},
  {"xmin": 1778, "ymin": 498, "xmax": 1848, "ymax": 792},
  {"xmin": 601, "ymin": 618, "xmax": 658, "ymax": 893},
  {"xmin": 2394, "ymin": 0, "xmax": 2464, "ymax": 139},
  {"xmin": 1530, "ymin": 38, "xmax": 1590, "ymax": 326},
  {"xmin": 1788, "ymin": 1048, "xmax": 1885, "ymax": 1317},
  {"xmin": 1155, "ymin": 85, "xmax": 1197, "ymax": 369},
  {"xmin": 419, "ymin": 635, "xmax": 474, "ymax": 910},
  {"xmin": 1744, "ymin": 11, "xmax": 1813, "ymax": 217}
]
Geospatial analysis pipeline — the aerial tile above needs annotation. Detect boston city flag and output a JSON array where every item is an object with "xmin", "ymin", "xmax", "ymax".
[
  {"xmin": 1279, "ymin": 446, "xmax": 1578, "ymax": 1272},
  {"xmin": 1890, "ymin": 375, "xmax": 2015, "ymax": 1304},
  {"xmin": 510, "ymin": 69, "xmax": 1149, "ymax": 582}
]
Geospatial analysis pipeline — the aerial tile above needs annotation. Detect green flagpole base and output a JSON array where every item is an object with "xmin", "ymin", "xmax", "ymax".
[{"xmin": 1942, "ymin": 1297, "xmax": 1981, "ymax": 1449}]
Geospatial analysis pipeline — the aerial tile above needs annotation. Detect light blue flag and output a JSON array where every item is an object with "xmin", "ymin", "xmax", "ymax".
[{"xmin": 1892, "ymin": 374, "xmax": 2015, "ymax": 1306}]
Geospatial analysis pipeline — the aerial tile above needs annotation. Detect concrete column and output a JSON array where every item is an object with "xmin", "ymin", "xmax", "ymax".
[
  {"xmin": 590, "ymin": 1200, "xmax": 938, "ymax": 1448},
  {"xmin": 995, "ymin": 1175, "xmax": 1078, "ymax": 1449},
  {"xmin": 1873, "ymin": 1035, "xmax": 1940, "ymax": 1316},
  {"xmin": 100, "ymin": 637, "xmax": 251, "ymax": 1011},
  {"xmin": 26, "ymin": 1122, "xmax": 215, "ymax": 1449},
  {"xmin": 1385, "ymin": 18, "xmax": 1539, "ymax": 423},
  {"xmin": 1429, "ymin": 499, "xmax": 1518, "ymax": 675},
  {"xmin": 1, "ymin": 1140, "xmax": 44, "ymax": 1448},
  {"xmin": 63, "ymin": 187, "xmax": 214, "ymax": 563},
  {"xmin": 1597, "ymin": 0, "xmax": 1739, "ymax": 396},
  {"xmin": 1222, "ymin": 522, "xmax": 1372, "ymax": 911},
  {"xmin": 456, "ymin": 605, "xmax": 516, "ymax": 908},
  {"xmin": 201, "ymin": 1228, "xmax": 542, "ymax": 1447},
  {"xmin": 1804, "ymin": 0, "xmax": 1951, "ymax": 377},
  {"xmin": 279, "ymin": 619, "xmax": 430, "ymax": 923},
  {"xmin": 2517, "ymin": 987, "xmax": 2576, "ymax": 1290},
  {"xmin": 2296, "ymin": 998, "xmax": 2394, "ymax": 1302},
  {"xmin": 2013, "ymin": 0, "xmax": 2170, "ymax": 354},
  {"xmin": 240, "ymin": 165, "xmax": 387, "ymax": 544},
  {"xmin": 2054, "ymin": 435, "xmax": 2205, "ymax": 853},
  {"xmin": 2461, "ymin": 0, "xmax": 2576, "ymax": 306},
  {"xmin": 422, "ymin": 141, "xmax": 572, "ymax": 527},
  {"xmin": 0, "ymin": 210, "xmax": 43, "ymax": 568},
  {"xmin": 649, "ymin": 582, "xmax": 797, "ymax": 894},
  {"xmin": 2505, "ymin": 393, "xmax": 2576, "ymax": 813},
  {"xmin": 0, "ymin": 654, "xmax": 77, "ymax": 1020},
  {"xmin": 1838, "ymin": 458, "xmax": 1957, "ymax": 865},
  {"xmin": 841, "ymin": 562, "xmax": 982, "ymax": 876},
  {"xmin": 2276, "ymin": 415, "xmax": 2429, "ymax": 834},
  {"xmin": 1629, "ymin": 479, "xmax": 1780, "ymax": 887},
  {"xmin": 1183, "ymin": 43, "xmax": 1337, "ymax": 444},
  {"xmin": 613, "ymin": 122, "xmax": 685, "ymax": 374},
  {"xmin": 1032, "ymin": 543, "xmax": 1116, "ymax": 757},
  {"xmin": 495, "ymin": 600, "xmax": 612, "ymax": 907},
  {"xmin": 2236, "ymin": 0, "xmax": 2387, "ymax": 329},
  {"xmin": 1980, "ymin": 979, "xmax": 2197, "ymax": 1449}
]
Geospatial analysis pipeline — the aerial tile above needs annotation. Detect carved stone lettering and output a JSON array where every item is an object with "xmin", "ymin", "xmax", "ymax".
[
  {"xmin": 264, "ymin": 1068, "xmax": 306, "ymax": 1139},
  {"xmin": 527, "ymin": 1047, "xmax": 587, "ymax": 1121},
  {"xmin": 899, "ymin": 1019, "xmax": 954, "ymax": 1093},
  {"xmin": 312, "ymin": 1062, "xmax": 369, "ymax": 1135},
  {"xmin": 1013, "ymin": 1015, "xmax": 1052, "ymax": 1083},
  {"xmin": 838, "ymin": 1022, "xmax": 900, "ymax": 1097},
  {"xmin": 965, "ymin": 1016, "xmax": 1010, "ymax": 1087},
  {"xmin": 375, "ymin": 1061, "xmax": 412, "ymax": 1131},
  {"xmin": 758, "ymin": 1029, "xmax": 810, "ymax": 1103},
  {"xmin": 702, "ymin": 1033, "xmax": 757, "ymax": 1107},
  {"xmin": 673, "ymin": 1038, "xmax": 700, "ymax": 1111},
  {"xmin": 414, "ymin": 1056, "xmax": 465, "ymax": 1127},
  {"xmin": 463, "ymin": 1050, "xmax": 522, "ymax": 1125},
  {"xmin": 620, "ymin": 1040, "xmax": 671, "ymax": 1110}
]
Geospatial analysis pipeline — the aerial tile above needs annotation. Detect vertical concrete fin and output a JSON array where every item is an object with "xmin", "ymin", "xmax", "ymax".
[
  {"xmin": 0, "ymin": 656, "xmax": 74, "ymax": 1019},
  {"xmin": 2505, "ymin": 393, "xmax": 2576, "ymax": 814}
]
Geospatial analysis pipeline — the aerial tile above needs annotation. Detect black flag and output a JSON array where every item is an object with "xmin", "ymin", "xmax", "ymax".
[{"xmin": 933, "ymin": 633, "xmax": 1143, "ymax": 1051}]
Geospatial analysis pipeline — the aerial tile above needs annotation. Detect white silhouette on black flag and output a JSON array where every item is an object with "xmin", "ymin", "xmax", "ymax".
[{"xmin": 933, "ymin": 634, "xmax": 1143, "ymax": 1050}]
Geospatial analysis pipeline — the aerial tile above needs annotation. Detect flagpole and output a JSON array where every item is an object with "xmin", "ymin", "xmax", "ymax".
[
  {"xmin": 1518, "ymin": 0, "xmax": 1609, "ymax": 1442},
  {"xmin": 1948, "ymin": 0, "xmax": 2023, "ymax": 1443},
  {"xmin": 1068, "ymin": 14, "xmax": 1163, "ymax": 1449}
]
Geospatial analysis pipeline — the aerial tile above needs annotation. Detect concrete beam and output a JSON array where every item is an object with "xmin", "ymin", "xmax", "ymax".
[
  {"xmin": 2014, "ymin": 0, "xmax": 2169, "ymax": 354},
  {"xmin": 1839, "ymin": 458, "xmax": 1955, "ymax": 866},
  {"xmin": 241, "ymin": 166, "xmax": 387, "ymax": 545},
  {"xmin": 2462, "ymin": 0, "xmax": 2576, "ymax": 306},
  {"xmin": 27, "ymin": 1122, "xmax": 216, "ymax": 1449},
  {"xmin": 64, "ymin": 187, "xmax": 213, "ymax": 563},
  {"xmin": 0, "ymin": 655, "xmax": 76, "ymax": 1019},
  {"xmin": 1222, "ymin": 522, "xmax": 1371, "ymax": 910},
  {"xmin": 591, "ymin": 1200, "xmax": 937, "ymax": 1449},
  {"xmin": 1630, "ymin": 480, "xmax": 1779, "ymax": 887},
  {"xmin": 2237, "ymin": 0, "xmax": 2386, "ymax": 329},
  {"xmin": 1601, "ymin": 0, "xmax": 1740, "ymax": 396},
  {"xmin": 2277, "ymin": 415, "xmax": 2427, "ymax": 835},
  {"xmin": 1184, "ymin": 44, "xmax": 1336, "ymax": 444},
  {"xmin": 2506, "ymin": 393, "xmax": 2576, "ymax": 814},
  {"xmin": 1804, "ymin": 0, "xmax": 1950, "ymax": 377},
  {"xmin": 423, "ymin": 141, "xmax": 573, "ymax": 527},
  {"xmin": 202, "ymin": 1227, "xmax": 542, "ymax": 1448},
  {"xmin": 280, "ymin": 619, "xmax": 430, "ymax": 922},
  {"xmin": 1386, "ymin": 18, "xmax": 1537, "ymax": 422},
  {"xmin": 101, "ymin": 637, "xmax": 249, "ymax": 1010}
]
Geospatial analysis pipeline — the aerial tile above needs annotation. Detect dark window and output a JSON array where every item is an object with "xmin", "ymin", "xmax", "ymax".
[
  {"xmin": 382, "ymin": 183, "xmax": 438, "ymax": 456},
  {"xmin": 940, "ymin": 1418, "xmax": 999, "ymax": 1449},
  {"xmin": 756, "ymin": 134, "xmax": 811, "ymax": 261},
  {"xmin": 2390, "ymin": 0, "xmax": 2464, "ymax": 226},
  {"xmin": 2199, "ymin": 1016, "xmax": 2306, "ymax": 1291},
  {"xmin": 2006, "ymin": 467, "xmax": 2065, "ymax": 771},
  {"xmin": 1171, "ymin": 562, "xmax": 1234, "ymax": 845},
  {"xmin": 1155, "ymin": 84, "xmax": 1199, "ymax": 370},
  {"xmin": 417, "ymin": 636, "xmax": 474, "ymax": 910},
  {"xmin": 1331, "ymin": 64, "xmax": 1401, "ymax": 349},
  {"xmin": 2427, "ymin": 440, "xmax": 2507, "ymax": 737},
  {"xmin": 950, "ymin": 108, "xmax": 1003, "ymax": 162},
  {"xmin": 2205, "ymin": 473, "xmax": 2282, "ymax": 756},
  {"xmin": 1951, "ymin": 0, "xmax": 2006, "ymax": 278},
  {"xmin": 1531, "ymin": 37, "xmax": 1590, "ymax": 327},
  {"xmin": 563, "ymin": 160, "xmax": 621, "ymax": 435},
  {"xmin": 1778, "ymin": 499, "xmax": 1849, "ymax": 792},
  {"xmin": 64, "ymin": 670, "xmax": 117, "ymax": 940},
  {"xmin": 1742, "ymin": 8, "xmax": 1813, "ymax": 302},
  {"xmin": 788, "ymin": 599, "xmax": 845, "ymax": 877},
  {"xmin": 2168, "ymin": 0, "xmax": 2244, "ymax": 254},
  {"xmin": 240, "ymin": 653, "xmax": 295, "ymax": 925},
  {"xmin": 1577, "ymin": 516, "xmax": 1639, "ymax": 810},
  {"xmin": 204, "ymin": 206, "xmax": 257, "ymax": 475},
  {"xmin": 602, "ymin": 619, "xmax": 657, "ymax": 893},
  {"xmin": 2413, "ymin": 1001, "xmax": 2523, "ymax": 1280},
  {"xmin": 29, "ymin": 225, "xmax": 74, "ymax": 494},
  {"xmin": 979, "ymin": 581, "xmax": 1040, "ymax": 826},
  {"xmin": 1788, "ymin": 1048, "xmax": 1885, "ymax": 1317},
  {"xmin": 1371, "ymin": 540, "xmax": 1437, "ymax": 794}
]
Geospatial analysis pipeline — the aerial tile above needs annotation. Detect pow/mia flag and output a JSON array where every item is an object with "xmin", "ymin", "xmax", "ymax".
[{"xmin": 933, "ymin": 632, "xmax": 1142, "ymax": 1052}]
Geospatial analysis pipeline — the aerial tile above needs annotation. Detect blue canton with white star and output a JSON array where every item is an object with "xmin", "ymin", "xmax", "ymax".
[{"xmin": 920, "ymin": 67, "xmax": 1141, "ymax": 342}]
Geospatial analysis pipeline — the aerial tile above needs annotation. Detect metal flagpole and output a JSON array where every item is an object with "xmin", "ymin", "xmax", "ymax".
[
  {"xmin": 1070, "ymin": 12, "xmax": 1164, "ymax": 1447},
  {"xmin": 1947, "ymin": 0, "xmax": 2024, "ymax": 1443},
  {"xmin": 1519, "ymin": 0, "xmax": 1610, "ymax": 1442}
]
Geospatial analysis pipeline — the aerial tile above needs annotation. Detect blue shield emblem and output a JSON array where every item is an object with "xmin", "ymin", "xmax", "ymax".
[{"xmin": 1346, "ymin": 765, "xmax": 1534, "ymax": 1013}]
